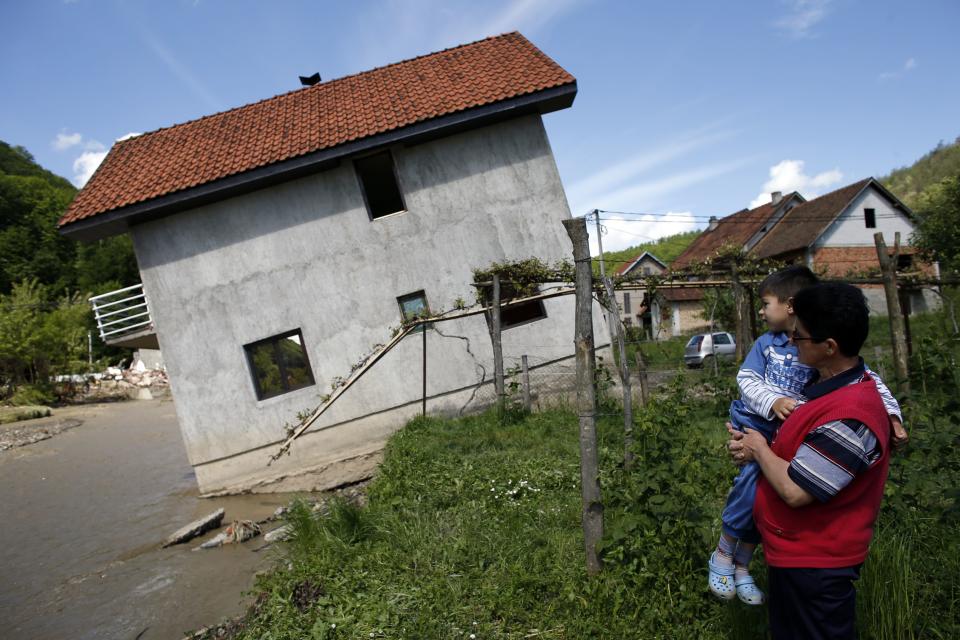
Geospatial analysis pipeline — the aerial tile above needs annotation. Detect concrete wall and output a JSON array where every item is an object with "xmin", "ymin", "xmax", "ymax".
[{"xmin": 130, "ymin": 114, "xmax": 608, "ymax": 494}]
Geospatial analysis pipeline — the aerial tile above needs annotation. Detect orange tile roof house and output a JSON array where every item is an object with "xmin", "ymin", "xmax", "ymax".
[
  {"xmin": 661, "ymin": 179, "xmax": 936, "ymax": 338},
  {"xmin": 61, "ymin": 33, "xmax": 605, "ymax": 495}
]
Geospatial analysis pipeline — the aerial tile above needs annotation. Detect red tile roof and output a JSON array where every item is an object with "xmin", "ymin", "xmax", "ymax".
[
  {"xmin": 59, "ymin": 32, "xmax": 575, "ymax": 228},
  {"xmin": 671, "ymin": 195, "xmax": 798, "ymax": 269},
  {"xmin": 751, "ymin": 179, "xmax": 872, "ymax": 259}
]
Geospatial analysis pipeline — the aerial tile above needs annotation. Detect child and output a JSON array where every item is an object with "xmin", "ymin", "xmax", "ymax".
[{"xmin": 707, "ymin": 265, "xmax": 906, "ymax": 605}]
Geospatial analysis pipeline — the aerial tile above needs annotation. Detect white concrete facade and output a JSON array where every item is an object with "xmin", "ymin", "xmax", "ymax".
[
  {"xmin": 814, "ymin": 186, "xmax": 915, "ymax": 249},
  {"xmin": 130, "ymin": 115, "xmax": 607, "ymax": 494}
]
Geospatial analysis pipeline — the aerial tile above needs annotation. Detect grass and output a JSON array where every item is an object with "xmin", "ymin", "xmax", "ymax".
[
  {"xmin": 0, "ymin": 404, "xmax": 51, "ymax": 424},
  {"xmin": 218, "ymin": 307, "xmax": 960, "ymax": 640}
]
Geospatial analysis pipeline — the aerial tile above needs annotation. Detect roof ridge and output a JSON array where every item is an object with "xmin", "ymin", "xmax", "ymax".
[{"xmin": 112, "ymin": 31, "xmax": 527, "ymax": 148}]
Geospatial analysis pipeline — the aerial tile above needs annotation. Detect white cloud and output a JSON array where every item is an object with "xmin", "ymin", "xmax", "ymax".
[
  {"xmin": 52, "ymin": 131, "xmax": 83, "ymax": 151},
  {"xmin": 116, "ymin": 132, "xmax": 142, "ymax": 142},
  {"xmin": 879, "ymin": 57, "xmax": 918, "ymax": 81},
  {"xmin": 749, "ymin": 160, "xmax": 842, "ymax": 208},
  {"xmin": 775, "ymin": 0, "xmax": 832, "ymax": 38},
  {"xmin": 590, "ymin": 211, "xmax": 700, "ymax": 255},
  {"xmin": 72, "ymin": 150, "xmax": 108, "ymax": 187}
]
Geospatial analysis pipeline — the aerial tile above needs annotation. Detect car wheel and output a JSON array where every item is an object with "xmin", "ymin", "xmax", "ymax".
[{"xmin": 701, "ymin": 354, "xmax": 714, "ymax": 369}]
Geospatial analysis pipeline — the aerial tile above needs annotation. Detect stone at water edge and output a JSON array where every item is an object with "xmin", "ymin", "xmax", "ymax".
[
  {"xmin": 162, "ymin": 508, "xmax": 225, "ymax": 547},
  {"xmin": 264, "ymin": 524, "xmax": 292, "ymax": 543}
]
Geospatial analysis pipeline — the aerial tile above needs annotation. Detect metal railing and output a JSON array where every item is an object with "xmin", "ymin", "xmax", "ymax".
[{"xmin": 90, "ymin": 283, "xmax": 153, "ymax": 342}]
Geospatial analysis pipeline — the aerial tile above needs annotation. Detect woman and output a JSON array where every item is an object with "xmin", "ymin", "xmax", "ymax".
[{"xmin": 727, "ymin": 282, "xmax": 891, "ymax": 640}]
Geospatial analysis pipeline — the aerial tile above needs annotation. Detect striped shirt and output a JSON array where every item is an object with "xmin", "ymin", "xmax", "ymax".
[{"xmin": 787, "ymin": 366, "xmax": 884, "ymax": 502}]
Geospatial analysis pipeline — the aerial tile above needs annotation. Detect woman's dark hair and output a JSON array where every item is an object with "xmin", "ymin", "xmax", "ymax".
[
  {"xmin": 792, "ymin": 282, "xmax": 870, "ymax": 357},
  {"xmin": 758, "ymin": 265, "xmax": 820, "ymax": 302}
]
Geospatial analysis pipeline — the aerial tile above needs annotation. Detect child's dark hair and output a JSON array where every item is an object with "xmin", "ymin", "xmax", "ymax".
[
  {"xmin": 758, "ymin": 265, "xmax": 819, "ymax": 302},
  {"xmin": 792, "ymin": 282, "xmax": 870, "ymax": 357}
]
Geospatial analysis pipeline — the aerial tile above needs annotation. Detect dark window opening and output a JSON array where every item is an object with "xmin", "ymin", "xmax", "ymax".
[
  {"xmin": 712, "ymin": 333, "xmax": 731, "ymax": 345},
  {"xmin": 495, "ymin": 300, "xmax": 547, "ymax": 330},
  {"xmin": 355, "ymin": 151, "xmax": 405, "ymax": 219},
  {"xmin": 623, "ymin": 292, "xmax": 631, "ymax": 314},
  {"xmin": 864, "ymin": 208, "xmax": 876, "ymax": 228},
  {"xmin": 244, "ymin": 329, "xmax": 315, "ymax": 401},
  {"xmin": 897, "ymin": 254, "xmax": 913, "ymax": 271},
  {"xmin": 397, "ymin": 290, "xmax": 429, "ymax": 331}
]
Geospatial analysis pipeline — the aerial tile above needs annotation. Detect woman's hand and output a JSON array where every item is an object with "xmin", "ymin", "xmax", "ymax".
[{"xmin": 726, "ymin": 422, "xmax": 769, "ymax": 464}]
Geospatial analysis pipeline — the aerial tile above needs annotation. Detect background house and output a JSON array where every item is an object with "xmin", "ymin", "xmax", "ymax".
[
  {"xmin": 665, "ymin": 179, "xmax": 935, "ymax": 337},
  {"xmin": 611, "ymin": 251, "xmax": 666, "ymax": 337},
  {"xmin": 59, "ymin": 33, "xmax": 610, "ymax": 495}
]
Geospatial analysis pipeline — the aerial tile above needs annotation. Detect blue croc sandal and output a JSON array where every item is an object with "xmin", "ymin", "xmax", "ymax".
[
  {"xmin": 708, "ymin": 552, "xmax": 736, "ymax": 600},
  {"xmin": 735, "ymin": 574, "xmax": 765, "ymax": 605}
]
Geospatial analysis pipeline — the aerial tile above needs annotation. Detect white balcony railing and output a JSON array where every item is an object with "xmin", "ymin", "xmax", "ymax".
[{"xmin": 90, "ymin": 283, "xmax": 153, "ymax": 342}]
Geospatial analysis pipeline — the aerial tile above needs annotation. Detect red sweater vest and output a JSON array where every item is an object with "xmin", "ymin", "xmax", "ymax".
[{"xmin": 754, "ymin": 376, "xmax": 890, "ymax": 568}]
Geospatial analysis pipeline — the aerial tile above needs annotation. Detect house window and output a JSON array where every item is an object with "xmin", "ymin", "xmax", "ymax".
[
  {"xmin": 623, "ymin": 292, "xmax": 631, "ymax": 314},
  {"xmin": 244, "ymin": 330, "xmax": 315, "ymax": 401},
  {"xmin": 355, "ymin": 151, "xmax": 405, "ymax": 219},
  {"xmin": 496, "ymin": 300, "xmax": 547, "ymax": 329},
  {"xmin": 397, "ymin": 290, "xmax": 429, "ymax": 331},
  {"xmin": 864, "ymin": 208, "xmax": 876, "ymax": 228},
  {"xmin": 642, "ymin": 266, "xmax": 652, "ymax": 275},
  {"xmin": 897, "ymin": 254, "xmax": 913, "ymax": 271}
]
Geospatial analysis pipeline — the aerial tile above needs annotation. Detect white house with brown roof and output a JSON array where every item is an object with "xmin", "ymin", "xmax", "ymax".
[
  {"xmin": 668, "ymin": 179, "xmax": 937, "ymax": 332},
  {"xmin": 59, "ymin": 33, "xmax": 609, "ymax": 495}
]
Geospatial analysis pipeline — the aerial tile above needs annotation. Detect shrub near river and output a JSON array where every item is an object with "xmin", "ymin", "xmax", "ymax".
[{"xmin": 223, "ymin": 341, "xmax": 959, "ymax": 639}]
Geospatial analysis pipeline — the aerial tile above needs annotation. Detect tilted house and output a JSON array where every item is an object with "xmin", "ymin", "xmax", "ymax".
[
  {"xmin": 666, "ymin": 179, "xmax": 936, "ymax": 334},
  {"xmin": 59, "ymin": 33, "xmax": 609, "ymax": 495}
]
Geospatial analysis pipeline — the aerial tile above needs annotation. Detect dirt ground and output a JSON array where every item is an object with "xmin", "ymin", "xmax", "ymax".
[{"xmin": 0, "ymin": 399, "xmax": 309, "ymax": 640}]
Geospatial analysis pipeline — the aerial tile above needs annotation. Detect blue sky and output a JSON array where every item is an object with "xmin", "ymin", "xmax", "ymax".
[{"xmin": 2, "ymin": 0, "xmax": 958, "ymax": 253}]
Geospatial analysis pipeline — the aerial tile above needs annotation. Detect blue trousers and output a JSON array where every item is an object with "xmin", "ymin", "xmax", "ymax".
[{"xmin": 721, "ymin": 400, "xmax": 780, "ymax": 543}]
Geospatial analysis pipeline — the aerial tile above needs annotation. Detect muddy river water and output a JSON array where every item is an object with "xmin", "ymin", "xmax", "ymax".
[{"xmin": 0, "ymin": 399, "xmax": 312, "ymax": 639}]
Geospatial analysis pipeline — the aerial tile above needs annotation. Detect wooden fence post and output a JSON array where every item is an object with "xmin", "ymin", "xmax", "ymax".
[
  {"xmin": 601, "ymin": 275, "xmax": 635, "ymax": 470},
  {"xmin": 562, "ymin": 217, "xmax": 604, "ymax": 576},
  {"xmin": 634, "ymin": 350, "xmax": 649, "ymax": 406},
  {"xmin": 521, "ymin": 354, "xmax": 532, "ymax": 412},
  {"xmin": 730, "ymin": 260, "xmax": 751, "ymax": 363},
  {"xmin": 491, "ymin": 274, "xmax": 506, "ymax": 416},
  {"xmin": 874, "ymin": 232, "xmax": 910, "ymax": 396}
]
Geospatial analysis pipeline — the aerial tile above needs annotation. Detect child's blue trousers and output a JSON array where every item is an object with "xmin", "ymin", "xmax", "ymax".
[{"xmin": 721, "ymin": 400, "xmax": 781, "ymax": 544}]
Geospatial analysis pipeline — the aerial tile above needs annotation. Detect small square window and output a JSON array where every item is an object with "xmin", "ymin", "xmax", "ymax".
[
  {"xmin": 244, "ymin": 330, "xmax": 315, "ymax": 401},
  {"xmin": 397, "ymin": 290, "xmax": 429, "ymax": 331},
  {"xmin": 897, "ymin": 254, "xmax": 913, "ymax": 271},
  {"xmin": 355, "ymin": 151, "xmax": 405, "ymax": 219},
  {"xmin": 864, "ymin": 208, "xmax": 876, "ymax": 228}
]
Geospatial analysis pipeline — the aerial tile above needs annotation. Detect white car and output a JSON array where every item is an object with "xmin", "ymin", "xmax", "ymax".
[{"xmin": 684, "ymin": 332, "xmax": 736, "ymax": 368}]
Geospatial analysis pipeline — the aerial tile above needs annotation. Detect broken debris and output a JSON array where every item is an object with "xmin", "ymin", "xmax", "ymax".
[{"xmin": 163, "ymin": 509, "xmax": 225, "ymax": 548}]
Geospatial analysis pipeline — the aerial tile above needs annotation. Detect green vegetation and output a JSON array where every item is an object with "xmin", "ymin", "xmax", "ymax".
[
  {"xmin": 219, "ymin": 305, "xmax": 960, "ymax": 638},
  {"xmin": 597, "ymin": 230, "xmax": 700, "ymax": 277},
  {"xmin": 0, "ymin": 141, "xmax": 139, "ymax": 403},
  {"xmin": 0, "ymin": 405, "xmax": 52, "ymax": 425},
  {"xmin": 882, "ymin": 136, "xmax": 960, "ymax": 210},
  {"xmin": 882, "ymin": 136, "xmax": 960, "ymax": 276}
]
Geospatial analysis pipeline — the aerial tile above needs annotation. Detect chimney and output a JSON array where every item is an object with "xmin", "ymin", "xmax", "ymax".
[
  {"xmin": 771, "ymin": 191, "xmax": 783, "ymax": 205},
  {"xmin": 707, "ymin": 216, "xmax": 719, "ymax": 231}
]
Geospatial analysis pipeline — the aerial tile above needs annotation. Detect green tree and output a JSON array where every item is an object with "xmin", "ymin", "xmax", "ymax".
[{"xmin": 912, "ymin": 176, "xmax": 960, "ymax": 274}]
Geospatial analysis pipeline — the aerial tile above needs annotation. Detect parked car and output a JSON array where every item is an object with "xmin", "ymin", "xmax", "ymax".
[{"xmin": 684, "ymin": 332, "xmax": 736, "ymax": 368}]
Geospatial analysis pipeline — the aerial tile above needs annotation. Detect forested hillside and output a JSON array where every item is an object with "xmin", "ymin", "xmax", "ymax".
[
  {"xmin": 0, "ymin": 141, "xmax": 139, "ymax": 401},
  {"xmin": 597, "ymin": 230, "xmax": 701, "ymax": 277},
  {"xmin": 883, "ymin": 137, "xmax": 960, "ymax": 209},
  {"xmin": 882, "ymin": 136, "xmax": 960, "ymax": 274}
]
